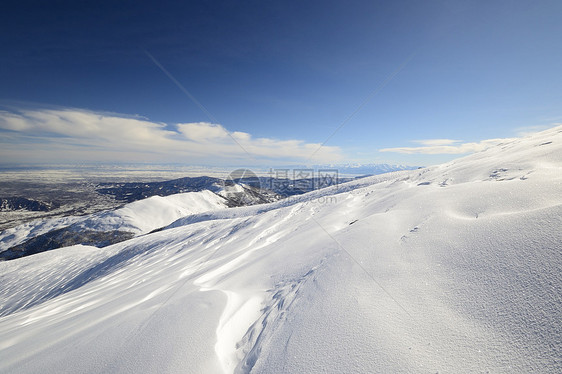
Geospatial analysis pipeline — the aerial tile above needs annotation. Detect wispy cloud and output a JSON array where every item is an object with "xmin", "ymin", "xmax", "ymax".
[
  {"xmin": 411, "ymin": 139, "xmax": 461, "ymax": 147},
  {"xmin": 379, "ymin": 138, "xmax": 515, "ymax": 155},
  {"xmin": 0, "ymin": 108, "xmax": 343, "ymax": 164}
]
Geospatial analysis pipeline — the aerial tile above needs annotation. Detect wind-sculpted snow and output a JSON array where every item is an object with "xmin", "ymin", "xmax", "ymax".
[{"xmin": 0, "ymin": 126, "xmax": 561, "ymax": 373}]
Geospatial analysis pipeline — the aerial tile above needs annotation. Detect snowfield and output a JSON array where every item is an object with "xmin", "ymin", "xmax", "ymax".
[{"xmin": 0, "ymin": 126, "xmax": 561, "ymax": 373}]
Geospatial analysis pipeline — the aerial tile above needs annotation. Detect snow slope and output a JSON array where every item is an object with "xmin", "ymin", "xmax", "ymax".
[
  {"xmin": 73, "ymin": 190, "xmax": 228, "ymax": 234},
  {"xmin": 0, "ymin": 126, "xmax": 561, "ymax": 373},
  {"xmin": 0, "ymin": 190, "xmax": 228, "ymax": 252}
]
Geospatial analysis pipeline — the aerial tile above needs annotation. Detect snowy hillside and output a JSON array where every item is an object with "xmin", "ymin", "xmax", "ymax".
[
  {"xmin": 0, "ymin": 126, "xmax": 561, "ymax": 373},
  {"xmin": 74, "ymin": 190, "xmax": 228, "ymax": 235},
  {"xmin": 0, "ymin": 190, "xmax": 228, "ymax": 259}
]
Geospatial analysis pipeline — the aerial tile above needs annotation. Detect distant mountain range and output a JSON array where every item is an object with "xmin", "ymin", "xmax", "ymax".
[
  {"xmin": 306, "ymin": 163, "xmax": 420, "ymax": 176},
  {"xmin": 0, "ymin": 197, "xmax": 58, "ymax": 212},
  {"xmin": 94, "ymin": 164, "xmax": 418, "ymax": 203},
  {"xmin": 0, "ymin": 163, "xmax": 418, "ymax": 260}
]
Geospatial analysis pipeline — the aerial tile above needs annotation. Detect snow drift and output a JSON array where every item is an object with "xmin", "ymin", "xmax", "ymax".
[{"xmin": 0, "ymin": 126, "xmax": 561, "ymax": 373}]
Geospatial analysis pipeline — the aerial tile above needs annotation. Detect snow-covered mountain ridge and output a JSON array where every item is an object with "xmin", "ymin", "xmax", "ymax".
[
  {"xmin": 0, "ymin": 190, "xmax": 229, "ymax": 260},
  {"xmin": 0, "ymin": 126, "xmax": 561, "ymax": 373}
]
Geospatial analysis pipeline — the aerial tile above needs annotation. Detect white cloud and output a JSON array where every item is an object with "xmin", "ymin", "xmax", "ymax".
[
  {"xmin": 177, "ymin": 122, "xmax": 229, "ymax": 141},
  {"xmin": 379, "ymin": 138, "xmax": 515, "ymax": 155},
  {"xmin": 412, "ymin": 139, "xmax": 462, "ymax": 146},
  {"xmin": 232, "ymin": 131, "xmax": 251, "ymax": 141},
  {"xmin": 0, "ymin": 108, "xmax": 343, "ymax": 164},
  {"xmin": 0, "ymin": 111, "xmax": 33, "ymax": 131}
]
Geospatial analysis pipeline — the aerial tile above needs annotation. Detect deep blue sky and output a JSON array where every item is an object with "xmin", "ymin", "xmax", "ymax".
[{"xmin": 1, "ymin": 0, "xmax": 561, "ymax": 166}]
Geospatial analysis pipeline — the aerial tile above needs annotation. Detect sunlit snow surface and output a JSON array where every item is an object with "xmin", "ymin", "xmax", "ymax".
[
  {"xmin": 1, "ymin": 127, "xmax": 561, "ymax": 373},
  {"xmin": 0, "ymin": 190, "xmax": 229, "ymax": 252}
]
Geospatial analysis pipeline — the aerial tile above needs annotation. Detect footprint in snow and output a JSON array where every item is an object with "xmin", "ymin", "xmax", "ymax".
[{"xmin": 400, "ymin": 226, "xmax": 419, "ymax": 242}]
